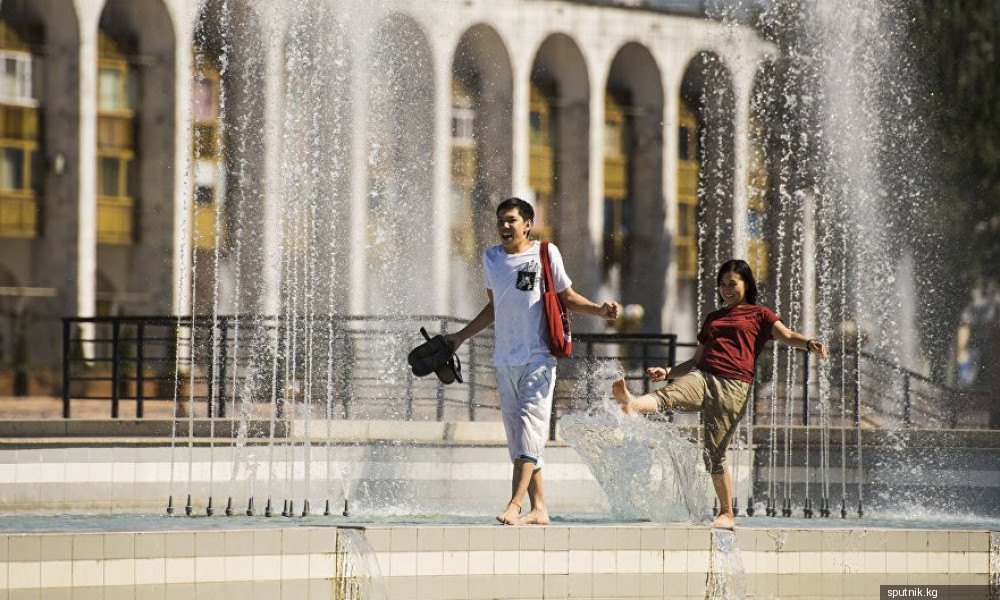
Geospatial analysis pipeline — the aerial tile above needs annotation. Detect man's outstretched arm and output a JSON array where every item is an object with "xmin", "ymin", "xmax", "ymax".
[
  {"xmin": 557, "ymin": 286, "xmax": 619, "ymax": 320},
  {"xmin": 446, "ymin": 290, "xmax": 495, "ymax": 350}
]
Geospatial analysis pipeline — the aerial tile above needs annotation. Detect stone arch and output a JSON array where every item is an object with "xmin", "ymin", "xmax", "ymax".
[
  {"xmin": 365, "ymin": 12, "xmax": 435, "ymax": 314},
  {"xmin": 605, "ymin": 41, "xmax": 665, "ymax": 332},
  {"xmin": 529, "ymin": 33, "xmax": 591, "ymax": 287},
  {"xmin": 98, "ymin": 0, "xmax": 177, "ymax": 315},
  {"xmin": 450, "ymin": 23, "xmax": 513, "ymax": 314},
  {"xmin": 680, "ymin": 50, "xmax": 736, "ymax": 323}
]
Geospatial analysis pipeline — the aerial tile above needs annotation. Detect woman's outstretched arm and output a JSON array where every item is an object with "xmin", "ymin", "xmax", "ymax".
[{"xmin": 771, "ymin": 321, "xmax": 829, "ymax": 359}]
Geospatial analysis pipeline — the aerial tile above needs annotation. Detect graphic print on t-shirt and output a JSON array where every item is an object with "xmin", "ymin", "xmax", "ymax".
[{"xmin": 515, "ymin": 260, "xmax": 539, "ymax": 292}]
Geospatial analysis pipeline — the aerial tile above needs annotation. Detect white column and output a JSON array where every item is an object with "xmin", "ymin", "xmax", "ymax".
[
  {"xmin": 347, "ymin": 42, "xmax": 369, "ymax": 315},
  {"xmin": 731, "ymin": 73, "xmax": 753, "ymax": 258},
  {"xmin": 260, "ymin": 14, "xmax": 285, "ymax": 317},
  {"xmin": 661, "ymin": 67, "xmax": 682, "ymax": 331},
  {"xmin": 172, "ymin": 16, "xmax": 194, "ymax": 316},
  {"xmin": 510, "ymin": 59, "xmax": 530, "ymax": 199},
  {"xmin": 430, "ymin": 46, "xmax": 452, "ymax": 314},
  {"xmin": 587, "ymin": 73, "xmax": 604, "ymax": 251},
  {"xmin": 76, "ymin": 3, "xmax": 99, "ymax": 320}
]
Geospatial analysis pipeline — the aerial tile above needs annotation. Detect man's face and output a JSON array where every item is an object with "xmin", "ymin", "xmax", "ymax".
[{"xmin": 496, "ymin": 208, "xmax": 531, "ymax": 251}]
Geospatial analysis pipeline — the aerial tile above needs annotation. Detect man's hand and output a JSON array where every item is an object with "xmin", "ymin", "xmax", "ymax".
[
  {"xmin": 445, "ymin": 334, "xmax": 463, "ymax": 352},
  {"xmin": 599, "ymin": 301, "xmax": 620, "ymax": 321},
  {"xmin": 646, "ymin": 367, "xmax": 669, "ymax": 382}
]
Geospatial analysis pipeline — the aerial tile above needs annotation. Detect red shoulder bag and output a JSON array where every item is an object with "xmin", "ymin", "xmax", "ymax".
[{"xmin": 539, "ymin": 241, "xmax": 572, "ymax": 358}]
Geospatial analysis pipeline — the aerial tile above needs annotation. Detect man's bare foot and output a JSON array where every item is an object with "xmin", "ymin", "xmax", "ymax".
[
  {"xmin": 711, "ymin": 514, "xmax": 736, "ymax": 530},
  {"xmin": 611, "ymin": 378, "xmax": 635, "ymax": 414},
  {"xmin": 518, "ymin": 509, "xmax": 550, "ymax": 525},
  {"xmin": 496, "ymin": 502, "xmax": 521, "ymax": 525}
]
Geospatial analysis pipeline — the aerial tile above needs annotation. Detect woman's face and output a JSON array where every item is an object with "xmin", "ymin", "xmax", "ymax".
[{"xmin": 718, "ymin": 272, "xmax": 747, "ymax": 307}]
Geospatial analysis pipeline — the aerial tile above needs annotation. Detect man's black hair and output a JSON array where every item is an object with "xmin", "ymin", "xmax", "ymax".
[
  {"xmin": 716, "ymin": 259, "xmax": 760, "ymax": 305},
  {"xmin": 496, "ymin": 197, "xmax": 534, "ymax": 222}
]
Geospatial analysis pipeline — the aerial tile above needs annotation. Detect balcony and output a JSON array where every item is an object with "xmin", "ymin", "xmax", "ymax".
[
  {"xmin": 97, "ymin": 196, "xmax": 134, "ymax": 245},
  {"xmin": 0, "ymin": 192, "xmax": 38, "ymax": 238}
]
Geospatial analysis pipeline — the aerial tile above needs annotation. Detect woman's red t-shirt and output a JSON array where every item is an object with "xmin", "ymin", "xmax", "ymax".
[{"xmin": 696, "ymin": 304, "xmax": 780, "ymax": 383}]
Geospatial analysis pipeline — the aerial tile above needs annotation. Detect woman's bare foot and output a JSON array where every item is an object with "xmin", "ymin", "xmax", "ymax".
[
  {"xmin": 496, "ymin": 502, "xmax": 521, "ymax": 525},
  {"xmin": 611, "ymin": 378, "xmax": 635, "ymax": 414},
  {"xmin": 711, "ymin": 514, "xmax": 736, "ymax": 530},
  {"xmin": 518, "ymin": 509, "xmax": 550, "ymax": 525}
]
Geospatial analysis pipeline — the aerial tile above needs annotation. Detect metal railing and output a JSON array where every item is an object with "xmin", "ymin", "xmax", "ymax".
[{"xmin": 62, "ymin": 315, "xmax": 974, "ymax": 430}]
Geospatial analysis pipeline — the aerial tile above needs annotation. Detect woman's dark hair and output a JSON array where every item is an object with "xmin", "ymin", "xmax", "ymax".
[
  {"xmin": 716, "ymin": 259, "xmax": 759, "ymax": 305},
  {"xmin": 496, "ymin": 197, "xmax": 534, "ymax": 222}
]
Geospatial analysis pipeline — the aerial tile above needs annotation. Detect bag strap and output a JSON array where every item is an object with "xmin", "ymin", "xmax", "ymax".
[{"xmin": 540, "ymin": 241, "xmax": 556, "ymax": 294}]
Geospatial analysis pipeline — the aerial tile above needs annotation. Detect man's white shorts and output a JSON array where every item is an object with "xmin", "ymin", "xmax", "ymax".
[{"xmin": 495, "ymin": 361, "xmax": 557, "ymax": 469}]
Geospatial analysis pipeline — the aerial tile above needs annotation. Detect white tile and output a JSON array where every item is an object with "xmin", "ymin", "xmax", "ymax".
[
  {"xmin": 417, "ymin": 551, "xmax": 444, "ymax": 576},
  {"xmin": 663, "ymin": 550, "xmax": 689, "ymax": 574},
  {"xmin": 0, "ymin": 562, "xmax": 8, "ymax": 587},
  {"xmin": 373, "ymin": 552, "xmax": 391, "ymax": 576},
  {"xmin": 617, "ymin": 550, "xmax": 641, "ymax": 574},
  {"xmin": 467, "ymin": 550, "xmax": 494, "ymax": 575},
  {"xmin": 281, "ymin": 555, "xmax": 310, "ymax": 580},
  {"xmin": 39, "ymin": 560, "xmax": 72, "ymax": 588},
  {"xmin": 104, "ymin": 559, "xmax": 135, "ymax": 586},
  {"xmin": 519, "ymin": 550, "xmax": 544, "ymax": 575},
  {"xmin": 443, "ymin": 551, "xmax": 468, "ymax": 576},
  {"xmin": 885, "ymin": 551, "xmax": 907, "ymax": 573},
  {"xmin": 906, "ymin": 551, "xmax": 928, "ymax": 573},
  {"xmin": 969, "ymin": 552, "xmax": 989, "ymax": 574},
  {"xmin": 799, "ymin": 551, "xmax": 821, "ymax": 573},
  {"xmin": 544, "ymin": 551, "xmax": 568, "ymax": 575},
  {"xmin": 819, "ymin": 551, "xmax": 840, "ymax": 574},
  {"xmin": 0, "ymin": 463, "xmax": 16, "ymax": 483},
  {"xmin": 863, "ymin": 551, "xmax": 886, "ymax": 574},
  {"xmin": 947, "ymin": 552, "xmax": 969, "ymax": 574},
  {"xmin": 135, "ymin": 557, "xmax": 166, "ymax": 585},
  {"xmin": 494, "ymin": 550, "xmax": 519, "ymax": 575},
  {"xmin": 9, "ymin": 561, "xmax": 40, "ymax": 589},
  {"xmin": 777, "ymin": 552, "xmax": 800, "ymax": 575},
  {"xmin": 165, "ymin": 557, "xmax": 195, "ymax": 584},
  {"xmin": 568, "ymin": 550, "xmax": 592, "ymax": 574},
  {"xmin": 687, "ymin": 550, "xmax": 709, "ymax": 573},
  {"xmin": 74, "ymin": 559, "xmax": 105, "ymax": 587},
  {"xmin": 88, "ymin": 463, "xmax": 113, "ymax": 482},
  {"xmin": 225, "ymin": 556, "xmax": 254, "ymax": 580},
  {"xmin": 740, "ymin": 550, "xmax": 756, "ymax": 573},
  {"xmin": 390, "ymin": 552, "xmax": 417, "ymax": 577},
  {"xmin": 639, "ymin": 550, "xmax": 662, "ymax": 574},
  {"xmin": 593, "ymin": 550, "xmax": 615, "ymax": 574},
  {"xmin": 309, "ymin": 554, "xmax": 336, "ymax": 578},
  {"xmin": 252, "ymin": 555, "xmax": 281, "ymax": 581},
  {"xmin": 925, "ymin": 552, "xmax": 948, "ymax": 574}
]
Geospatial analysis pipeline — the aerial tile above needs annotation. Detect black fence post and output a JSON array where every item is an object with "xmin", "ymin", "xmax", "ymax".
[
  {"xmin": 111, "ymin": 320, "xmax": 120, "ymax": 419},
  {"xmin": 468, "ymin": 337, "xmax": 477, "ymax": 422},
  {"xmin": 62, "ymin": 319, "xmax": 71, "ymax": 419},
  {"xmin": 136, "ymin": 322, "xmax": 145, "ymax": 419},
  {"xmin": 903, "ymin": 375, "xmax": 911, "ymax": 427},
  {"xmin": 218, "ymin": 321, "xmax": 229, "ymax": 419},
  {"xmin": 802, "ymin": 350, "xmax": 810, "ymax": 426}
]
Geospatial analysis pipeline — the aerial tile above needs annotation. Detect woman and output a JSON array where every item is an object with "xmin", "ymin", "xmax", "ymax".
[{"xmin": 612, "ymin": 259, "xmax": 828, "ymax": 529}]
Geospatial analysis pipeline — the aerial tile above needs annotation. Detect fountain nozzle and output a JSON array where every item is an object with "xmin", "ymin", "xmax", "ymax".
[
  {"xmin": 782, "ymin": 498, "xmax": 792, "ymax": 517},
  {"xmin": 820, "ymin": 498, "xmax": 830, "ymax": 518},
  {"xmin": 323, "ymin": 499, "xmax": 332, "ymax": 516},
  {"xmin": 746, "ymin": 496, "xmax": 755, "ymax": 517},
  {"xmin": 803, "ymin": 498, "xmax": 814, "ymax": 518},
  {"xmin": 840, "ymin": 499, "xmax": 848, "ymax": 519},
  {"xmin": 732, "ymin": 496, "xmax": 739, "ymax": 517},
  {"xmin": 246, "ymin": 497, "xmax": 255, "ymax": 517},
  {"xmin": 857, "ymin": 500, "xmax": 864, "ymax": 519},
  {"xmin": 184, "ymin": 494, "xmax": 193, "ymax": 517},
  {"xmin": 342, "ymin": 499, "xmax": 350, "ymax": 517},
  {"xmin": 206, "ymin": 497, "xmax": 215, "ymax": 517},
  {"xmin": 264, "ymin": 498, "xmax": 273, "ymax": 518},
  {"xmin": 225, "ymin": 497, "xmax": 234, "ymax": 517},
  {"xmin": 301, "ymin": 500, "xmax": 310, "ymax": 517},
  {"xmin": 166, "ymin": 495, "xmax": 174, "ymax": 516}
]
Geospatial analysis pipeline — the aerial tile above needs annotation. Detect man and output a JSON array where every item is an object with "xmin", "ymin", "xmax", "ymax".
[{"xmin": 447, "ymin": 198, "xmax": 619, "ymax": 525}]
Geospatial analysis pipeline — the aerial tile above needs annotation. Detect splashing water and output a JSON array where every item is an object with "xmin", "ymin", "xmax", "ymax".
[
  {"xmin": 707, "ymin": 530, "xmax": 747, "ymax": 600},
  {"xmin": 335, "ymin": 529, "xmax": 388, "ymax": 600},
  {"xmin": 559, "ymin": 360, "xmax": 711, "ymax": 523}
]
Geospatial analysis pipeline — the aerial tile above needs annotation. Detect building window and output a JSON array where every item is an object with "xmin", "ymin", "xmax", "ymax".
[{"xmin": 0, "ymin": 52, "xmax": 32, "ymax": 105}]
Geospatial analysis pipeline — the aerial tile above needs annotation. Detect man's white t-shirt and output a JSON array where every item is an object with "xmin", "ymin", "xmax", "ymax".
[{"xmin": 483, "ymin": 241, "xmax": 572, "ymax": 367}]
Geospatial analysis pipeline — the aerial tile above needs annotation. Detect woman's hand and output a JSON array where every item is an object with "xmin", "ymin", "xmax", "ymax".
[
  {"xmin": 646, "ymin": 367, "xmax": 669, "ymax": 382},
  {"xmin": 445, "ymin": 334, "xmax": 464, "ymax": 352},
  {"xmin": 806, "ymin": 339, "xmax": 829, "ymax": 359}
]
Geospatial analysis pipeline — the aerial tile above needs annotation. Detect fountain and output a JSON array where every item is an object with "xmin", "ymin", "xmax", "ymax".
[{"xmin": 0, "ymin": 0, "xmax": 998, "ymax": 598}]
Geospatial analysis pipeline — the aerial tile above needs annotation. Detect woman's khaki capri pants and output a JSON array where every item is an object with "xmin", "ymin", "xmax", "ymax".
[{"xmin": 648, "ymin": 369, "xmax": 750, "ymax": 475}]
